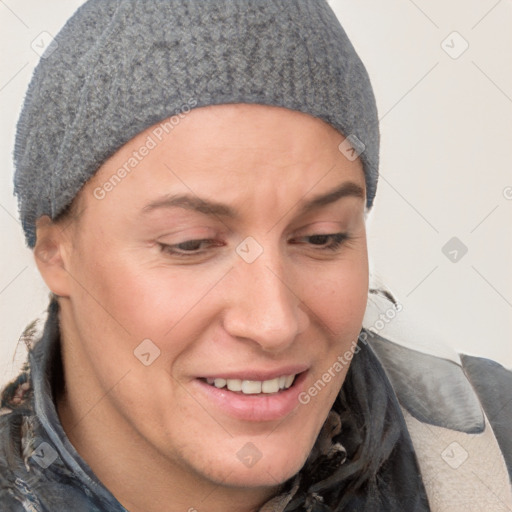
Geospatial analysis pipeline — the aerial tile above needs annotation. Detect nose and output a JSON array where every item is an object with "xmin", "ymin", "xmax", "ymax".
[{"xmin": 222, "ymin": 250, "xmax": 310, "ymax": 353}]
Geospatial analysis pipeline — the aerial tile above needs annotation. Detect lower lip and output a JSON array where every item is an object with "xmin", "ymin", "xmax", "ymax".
[{"xmin": 192, "ymin": 372, "xmax": 308, "ymax": 422}]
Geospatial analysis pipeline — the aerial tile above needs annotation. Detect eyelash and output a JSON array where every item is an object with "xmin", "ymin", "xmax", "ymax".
[
  {"xmin": 293, "ymin": 232, "xmax": 349, "ymax": 251},
  {"xmin": 158, "ymin": 233, "xmax": 349, "ymax": 257},
  {"xmin": 159, "ymin": 239, "xmax": 221, "ymax": 256}
]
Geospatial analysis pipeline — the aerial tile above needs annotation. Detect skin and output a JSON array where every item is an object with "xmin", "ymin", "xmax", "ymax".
[{"xmin": 34, "ymin": 104, "xmax": 369, "ymax": 512}]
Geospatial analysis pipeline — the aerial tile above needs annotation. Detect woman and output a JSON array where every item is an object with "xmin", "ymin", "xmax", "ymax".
[{"xmin": 1, "ymin": 1, "xmax": 511, "ymax": 511}]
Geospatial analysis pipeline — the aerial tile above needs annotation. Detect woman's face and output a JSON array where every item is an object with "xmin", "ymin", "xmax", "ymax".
[{"xmin": 57, "ymin": 104, "xmax": 369, "ymax": 491}]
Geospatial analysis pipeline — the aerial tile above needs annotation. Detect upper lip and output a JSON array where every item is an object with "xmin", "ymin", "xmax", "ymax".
[{"xmin": 199, "ymin": 364, "xmax": 309, "ymax": 382}]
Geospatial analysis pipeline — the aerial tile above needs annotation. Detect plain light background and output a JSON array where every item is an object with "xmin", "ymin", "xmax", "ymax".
[{"xmin": 1, "ymin": 0, "xmax": 511, "ymax": 389}]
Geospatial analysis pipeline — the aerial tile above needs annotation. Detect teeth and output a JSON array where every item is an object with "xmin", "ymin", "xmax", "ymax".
[
  {"xmin": 213, "ymin": 378, "xmax": 227, "ymax": 389},
  {"xmin": 226, "ymin": 379, "xmax": 242, "ymax": 392},
  {"xmin": 284, "ymin": 374, "xmax": 295, "ymax": 388},
  {"xmin": 206, "ymin": 374, "xmax": 297, "ymax": 394},
  {"xmin": 242, "ymin": 380, "xmax": 262, "ymax": 394},
  {"xmin": 261, "ymin": 378, "xmax": 280, "ymax": 393}
]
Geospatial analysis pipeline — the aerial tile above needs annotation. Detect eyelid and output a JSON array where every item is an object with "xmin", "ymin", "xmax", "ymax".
[
  {"xmin": 156, "ymin": 226, "xmax": 222, "ymax": 243},
  {"xmin": 290, "ymin": 220, "xmax": 348, "ymax": 240},
  {"xmin": 158, "ymin": 238, "xmax": 224, "ymax": 258}
]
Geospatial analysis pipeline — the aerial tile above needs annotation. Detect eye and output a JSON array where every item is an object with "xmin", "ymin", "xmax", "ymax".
[
  {"xmin": 290, "ymin": 232, "xmax": 349, "ymax": 251},
  {"xmin": 158, "ymin": 239, "xmax": 223, "ymax": 257}
]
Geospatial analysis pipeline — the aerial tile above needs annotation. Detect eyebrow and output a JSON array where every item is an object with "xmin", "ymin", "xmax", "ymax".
[
  {"xmin": 296, "ymin": 181, "xmax": 365, "ymax": 215},
  {"xmin": 140, "ymin": 181, "xmax": 365, "ymax": 219}
]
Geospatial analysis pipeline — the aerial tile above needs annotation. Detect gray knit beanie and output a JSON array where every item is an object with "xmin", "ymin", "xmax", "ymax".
[{"xmin": 14, "ymin": 0, "xmax": 379, "ymax": 248}]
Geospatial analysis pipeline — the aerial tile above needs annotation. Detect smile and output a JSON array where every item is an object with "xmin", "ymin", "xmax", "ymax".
[
  {"xmin": 194, "ymin": 370, "xmax": 308, "ymax": 422},
  {"xmin": 205, "ymin": 374, "xmax": 297, "ymax": 394}
]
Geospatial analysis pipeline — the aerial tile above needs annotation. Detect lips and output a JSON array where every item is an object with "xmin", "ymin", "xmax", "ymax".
[{"xmin": 193, "ymin": 369, "xmax": 308, "ymax": 422}]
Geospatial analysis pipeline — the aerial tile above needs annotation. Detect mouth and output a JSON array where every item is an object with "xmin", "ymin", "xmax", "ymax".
[
  {"xmin": 194, "ymin": 370, "xmax": 308, "ymax": 422},
  {"xmin": 202, "ymin": 373, "xmax": 297, "ymax": 395}
]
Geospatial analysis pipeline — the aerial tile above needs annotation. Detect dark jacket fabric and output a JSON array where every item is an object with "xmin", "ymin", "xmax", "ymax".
[{"xmin": 0, "ymin": 299, "xmax": 510, "ymax": 511}]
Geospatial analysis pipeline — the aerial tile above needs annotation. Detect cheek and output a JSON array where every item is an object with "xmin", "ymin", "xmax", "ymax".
[
  {"xmin": 300, "ymin": 251, "xmax": 368, "ymax": 406},
  {"xmin": 308, "ymin": 255, "xmax": 369, "ymax": 339},
  {"xmin": 67, "ymin": 245, "xmax": 234, "ymax": 382}
]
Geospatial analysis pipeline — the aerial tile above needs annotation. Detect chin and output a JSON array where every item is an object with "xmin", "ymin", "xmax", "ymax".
[{"xmin": 205, "ymin": 448, "xmax": 309, "ymax": 489}]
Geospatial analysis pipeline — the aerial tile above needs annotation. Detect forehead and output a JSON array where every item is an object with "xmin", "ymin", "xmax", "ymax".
[{"xmin": 82, "ymin": 104, "xmax": 366, "ymax": 218}]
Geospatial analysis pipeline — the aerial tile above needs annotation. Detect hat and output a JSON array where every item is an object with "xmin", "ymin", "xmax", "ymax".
[{"xmin": 14, "ymin": 0, "xmax": 379, "ymax": 247}]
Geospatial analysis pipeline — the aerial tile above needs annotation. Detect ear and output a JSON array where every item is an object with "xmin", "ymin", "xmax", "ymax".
[{"xmin": 33, "ymin": 215, "xmax": 73, "ymax": 298}]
